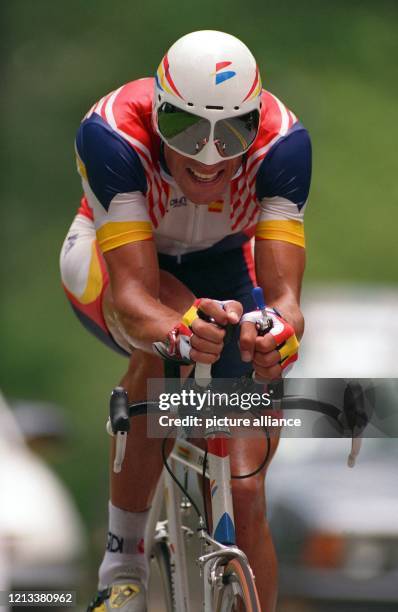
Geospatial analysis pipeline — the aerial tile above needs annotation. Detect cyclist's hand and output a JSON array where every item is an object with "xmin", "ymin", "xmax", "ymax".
[
  {"xmin": 239, "ymin": 308, "xmax": 299, "ymax": 379},
  {"xmin": 157, "ymin": 298, "xmax": 242, "ymax": 363},
  {"xmin": 190, "ymin": 298, "xmax": 242, "ymax": 364}
]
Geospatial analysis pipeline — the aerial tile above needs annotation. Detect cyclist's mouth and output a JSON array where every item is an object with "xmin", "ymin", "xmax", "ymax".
[{"xmin": 187, "ymin": 167, "xmax": 224, "ymax": 184}]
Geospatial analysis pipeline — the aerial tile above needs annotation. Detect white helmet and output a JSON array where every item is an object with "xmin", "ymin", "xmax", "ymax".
[{"xmin": 153, "ymin": 30, "xmax": 262, "ymax": 165}]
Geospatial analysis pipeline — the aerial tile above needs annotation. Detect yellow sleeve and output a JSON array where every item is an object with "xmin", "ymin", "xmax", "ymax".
[{"xmin": 255, "ymin": 219, "xmax": 305, "ymax": 248}]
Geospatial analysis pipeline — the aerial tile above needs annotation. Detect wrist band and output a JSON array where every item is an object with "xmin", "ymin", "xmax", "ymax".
[{"xmin": 181, "ymin": 298, "xmax": 202, "ymax": 328}]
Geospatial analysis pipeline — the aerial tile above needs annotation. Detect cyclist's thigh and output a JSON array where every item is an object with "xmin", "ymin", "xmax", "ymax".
[{"xmin": 60, "ymin": 213, "xmax": 129, "ymax": 355}]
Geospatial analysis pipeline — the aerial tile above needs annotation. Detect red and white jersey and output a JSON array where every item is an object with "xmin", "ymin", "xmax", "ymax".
[{"xmin": 75, "ymin": 78, "xmax": 311, "ymax": 256}]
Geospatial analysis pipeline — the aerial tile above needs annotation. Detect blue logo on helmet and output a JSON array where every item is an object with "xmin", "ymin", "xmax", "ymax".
[{"xmin": 215, "ymin": 61, "xmax": 236, "ymax": 85}]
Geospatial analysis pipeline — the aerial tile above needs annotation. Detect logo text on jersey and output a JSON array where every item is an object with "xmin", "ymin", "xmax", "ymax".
[
  {"xmin": 169, "ymin": 196, "xmax": 188, "ymax": 208},
  {"xmin": 214, "ymin": 61, "xmax": 236, "ymax": 85}
]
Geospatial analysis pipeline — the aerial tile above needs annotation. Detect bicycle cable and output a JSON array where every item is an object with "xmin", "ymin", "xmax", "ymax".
[
  {"xmin": 202, "ymin": 444, "xmax": 209, "ymax": 532},
  {"xmin": 161, "ymin": 427, "xmax": 204, "ymax": 521},
  {"xmin": 161, "ymin": 415, "xmax": 271, "ymax": 531},
  {"xmin": 227, "ymin": 375, "xmax": 273, "ymax": 479},
  {"xmin": 231, "ymin": 420, "xmax": 271, "ymax": 479},
  {"xmin": 200, "ymin": 416, "xmax": 270, "ymax": 534}
]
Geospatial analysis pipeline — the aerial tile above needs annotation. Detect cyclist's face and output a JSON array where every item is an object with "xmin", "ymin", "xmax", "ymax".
[{"xmin": 164, "ymin": 145, "xmax": 242, "ymax": 205}]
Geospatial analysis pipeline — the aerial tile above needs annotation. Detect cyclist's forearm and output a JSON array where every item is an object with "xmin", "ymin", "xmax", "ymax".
[
  {"xmin": 269, "ymin": 296, "xmax": 304, "ymax": 339},
  {"xmin": 112, "ymin": 282, "xmax": 181, "ymax": 348},
  {"xmin": 104, "ymin": 241, "xmax": 182, "ymax": 350},
  {"xmin": 254, "ymin": 239, "xmax": 305, "ymax": 338}
]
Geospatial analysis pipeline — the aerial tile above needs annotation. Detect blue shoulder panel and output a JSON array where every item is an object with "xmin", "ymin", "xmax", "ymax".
[
  {"xmin": 76, "ymin": 113, "xmax": 147, "ymax": 211},
  {"xmin": 255, "ymin": 123, "xmax": 312, "ymax": 211}
]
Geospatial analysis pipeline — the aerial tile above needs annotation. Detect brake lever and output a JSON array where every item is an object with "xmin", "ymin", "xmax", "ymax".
[
  {"xmin": 195, "ymin": 308, "xmax": 234, "ymax": 388},
  {"xmin": 342, "ymin": 382, "xmax": 367, "ymax": 468},
  {"xmin": 107, "ymin": 386, "xmax": 130, "ymax": 473},
  {"xmin": 347, "ymin": 436, "xmax": 362, "ymax": 468},
  {"xmin": 252, "ymin": 286, "xmax": 273, "ymax": 335},
  {"xmin": 251, "ymin": 287, "xmax": 284, "ymax": 403}
]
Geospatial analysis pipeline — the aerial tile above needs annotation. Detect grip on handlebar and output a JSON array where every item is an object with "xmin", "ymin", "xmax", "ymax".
[
  {"xmin": 194, "ymin": 307, "xmax": 224, "ymax": 387},
  {"xmin": 195, "ymin": 362, "xmax": 212, "ymax": 387},
  {"xmin": 251, "ymin": 287, "xmax": 282, "ymax": 397},
  {"xmin": 197, "ymin": 307, "xmax": 234, "ymax": 344},
  {"xmin": 110, "ymin": 387, "xmax": 130, "ymax": 433}
]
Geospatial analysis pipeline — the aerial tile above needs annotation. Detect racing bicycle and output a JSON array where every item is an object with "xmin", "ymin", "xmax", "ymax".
[{"xmin": 106, "ymin": 362, "xmax": 369, "ymax": 612}]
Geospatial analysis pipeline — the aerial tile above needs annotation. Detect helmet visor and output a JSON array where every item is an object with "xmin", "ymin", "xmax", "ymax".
[
  {"xmin": 157, "ymin": 103, "xmax": 211, "ymax": 156},
  {"xmin": 214, "ymin": 110, "xmax": 260, "ymax": 157},
  {"xmin": 157, "ymin": 103, "xmax": 260, "ymax": 159}
]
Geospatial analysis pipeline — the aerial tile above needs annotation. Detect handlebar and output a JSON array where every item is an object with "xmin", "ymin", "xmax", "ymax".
[
  {"xmin": 194, "ymin": 363, "xmax": 212, "ymax": 387},
  {"xmin": 107, "ymin": 375, "xmax": 369, "ymax": 472},
  {"xmin": 108, "ymin": 288, "xmax": 369, "ymax": 471}
]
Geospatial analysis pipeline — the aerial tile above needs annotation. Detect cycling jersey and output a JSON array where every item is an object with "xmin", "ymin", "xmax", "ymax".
[
  {"xmin": 60, "ymin": 77, "xmax": 311, "ymax": 358},
  {"xmin": 75, "ymin": 78, "xmax": 311, "ymax": 257}
]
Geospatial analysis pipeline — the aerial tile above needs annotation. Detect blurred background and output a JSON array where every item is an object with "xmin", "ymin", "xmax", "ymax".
[{"xmin": 1, "ymin": 0, "xmax": 397, "ymax": 609}]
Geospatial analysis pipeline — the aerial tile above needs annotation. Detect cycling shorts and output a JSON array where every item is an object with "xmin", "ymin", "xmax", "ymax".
[{"xmin": 60, "ymin": 213, "xmax": 257, "ymax": 378}]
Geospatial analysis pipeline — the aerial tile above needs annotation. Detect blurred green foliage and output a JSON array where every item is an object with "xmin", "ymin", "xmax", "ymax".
[{"xmin": 2, "ymin": 0, "xmax": 397, "ymax": 569}]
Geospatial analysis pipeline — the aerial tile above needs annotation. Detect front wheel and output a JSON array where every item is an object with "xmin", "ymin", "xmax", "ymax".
[{"xmin": 213, "ymin": 557, "xmax": 261, "ymax": 612}]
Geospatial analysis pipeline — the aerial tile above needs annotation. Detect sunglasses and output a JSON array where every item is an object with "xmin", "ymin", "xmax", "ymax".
[{"xmin": 156, "ymin": 102, "xmax": 260, "ymax": 160}]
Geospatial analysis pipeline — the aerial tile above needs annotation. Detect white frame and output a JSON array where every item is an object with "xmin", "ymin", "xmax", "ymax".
[
  {"xmin": 109, "ymin": 362, "xmax": 257, "ymax": 611},
  {"xmin": 144, "ymin": 435, "xmax": 250, "ymax": 612},
  {"xmin": 145, "ymin": 439, "xmax": 206, "ymax": 612}
]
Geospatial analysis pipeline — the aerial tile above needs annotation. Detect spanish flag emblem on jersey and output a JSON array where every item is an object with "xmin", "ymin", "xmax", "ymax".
[{"xmin": 208, "ymin": 200, "xmax": 224, "ymax": 213}]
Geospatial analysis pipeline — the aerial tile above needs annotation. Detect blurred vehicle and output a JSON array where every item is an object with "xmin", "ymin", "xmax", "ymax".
[
  {"xmin": 268, "ymin": 436, "xmax": 398, "ymax": 611},
  {"xmin": 0, "ymin": 392, "xmax": 86, "ymax": 596},
  {"xmin": 293, "ymin": 286, "xmax": 398, "ymax": 378}
]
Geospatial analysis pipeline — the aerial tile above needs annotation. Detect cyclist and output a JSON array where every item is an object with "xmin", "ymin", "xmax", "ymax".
[{"xmin": 60, "ymin": 30, "xmax": 311, "ymax": 611}]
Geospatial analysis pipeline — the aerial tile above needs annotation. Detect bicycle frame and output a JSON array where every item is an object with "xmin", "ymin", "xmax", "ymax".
[
  {"xmin": 145, "ymin": 427, "xmax": 249, "ymax": 612},
  {"xmin": 109, "ymin": 368, "xmax": 366, "ymax": 611}
]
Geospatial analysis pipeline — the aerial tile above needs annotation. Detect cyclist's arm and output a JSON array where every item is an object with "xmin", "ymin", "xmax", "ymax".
[
  {"xmin": 104, "ymin": 241, "xmax": 241, "ymax": 355},
  {"xmin": 254, "ymin": 123, "xmax": 311, "ymax": 338},
  {"xmin": 104, "ymin": 240, "xmax": 182, "ymax": 349},
  {"xmin": 75, "ymin": 114, "xmax": 236, "ymax": 357},
  {"xmin": 255, "ymin": 240, "xmax": 305, "ymax": 338},
  {"xmin": 75, "ymin": 115, "xmax": 182, "ymax": 349}
]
